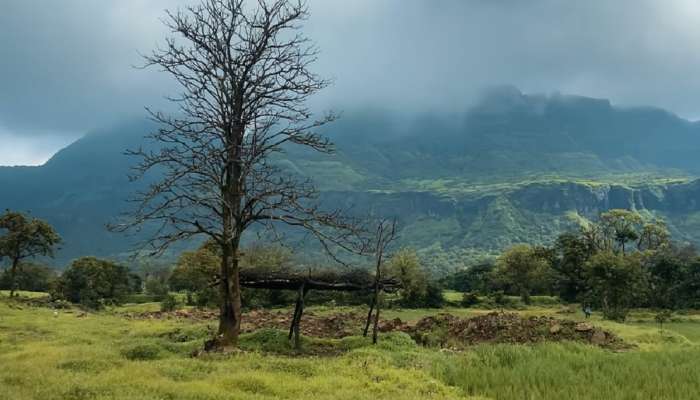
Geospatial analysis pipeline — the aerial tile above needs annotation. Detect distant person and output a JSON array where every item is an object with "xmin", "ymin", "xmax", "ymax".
[{"xmin": 583, "ymin": 305, "xmax": 592, "ymax": 319}]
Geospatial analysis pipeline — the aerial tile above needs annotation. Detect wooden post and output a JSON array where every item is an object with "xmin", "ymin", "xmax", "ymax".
[
  {"xmin": 363, "ymin": 296, "xmax": 375, "ymax": 337},
  {"xmin": 372, "ymin": 290, "xmax": 380, "ymax": 345},
  {"xmin": 288, "ymin": 282, "xmax": 307, "ymax": 350},
  {"xmin": 288, "ymin": 286, "xmax": 303, "ymax": 340}
]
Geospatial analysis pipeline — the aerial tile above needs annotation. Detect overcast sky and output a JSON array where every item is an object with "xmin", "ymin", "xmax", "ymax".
[{"xmin": 3, "ymin": 0, "xmax": 700, "ymax": 165}]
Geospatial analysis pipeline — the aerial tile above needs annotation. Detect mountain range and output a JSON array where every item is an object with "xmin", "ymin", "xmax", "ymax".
[{"xmin": 3, "ymin": 86, "xmax": 700, "ymax": 273}]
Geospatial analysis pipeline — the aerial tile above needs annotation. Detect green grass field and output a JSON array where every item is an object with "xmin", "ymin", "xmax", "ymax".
[{"xmin": 1, "ymin": 292, "xmax": 699, "ymax": 400}]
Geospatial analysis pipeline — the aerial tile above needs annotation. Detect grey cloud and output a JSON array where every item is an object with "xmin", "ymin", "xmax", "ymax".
[{"xmin": 2, "ymin": 0, "xmax": 700, "ymax": 164}]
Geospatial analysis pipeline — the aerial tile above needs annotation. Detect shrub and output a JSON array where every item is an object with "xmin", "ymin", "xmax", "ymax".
[
  {"xmin": 121, "ymin": 343, "xmax": 163, "ymax": 360},
  {"xmin": 160, "ymin": 293, "xmax": 179, "ymax": 312},
  {"xmin": 51, "ymin": 257, "xmax": 134, "ymax": 309},
  {"xmin": 461, "ymin": 292, "xmax": 480, "ymax": 308},
  {"xmin": 144, "ymin": 277, "xmax": 169, "ymax": 301}
]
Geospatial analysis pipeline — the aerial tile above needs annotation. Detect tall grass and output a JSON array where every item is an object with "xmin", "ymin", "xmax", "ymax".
[{"xmin": 1, "ymin": 296, "xmax": 698, "ymax": 400}]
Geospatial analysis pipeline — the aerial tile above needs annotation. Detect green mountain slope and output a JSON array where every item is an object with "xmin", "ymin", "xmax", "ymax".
[{"xmin": 3, "ymin": 88, "xmax": 700, "ymax": 271}]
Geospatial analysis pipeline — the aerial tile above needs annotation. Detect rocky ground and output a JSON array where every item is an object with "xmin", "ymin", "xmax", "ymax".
[{"xmin": 126, "ymin": 308, "xmax": 626, "ymax": 349}]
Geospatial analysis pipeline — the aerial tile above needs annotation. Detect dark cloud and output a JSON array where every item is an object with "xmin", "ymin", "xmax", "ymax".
[{"xmin": 2, "ymin": 0, "xmax": 700, "ymax": 164}]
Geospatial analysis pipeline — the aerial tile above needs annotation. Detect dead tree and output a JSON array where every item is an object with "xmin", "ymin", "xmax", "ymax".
[
  {"xmin": 111, "ymin": 0, "xmax": 364, "ymax": 347},
  {"xmin": 363, "ymin": 219, "xmax": 397, "ymax": 344}
]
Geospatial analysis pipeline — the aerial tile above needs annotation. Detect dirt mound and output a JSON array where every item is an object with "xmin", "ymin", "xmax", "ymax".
[
  {"xmin": 127, "ymin": 308, "xmax": 366, "ymax": 338},
  {"xmin": 399, "ymin": 312, "xmax": 627, "ymax": 349},
  {"xmin": 125, "ymin": 309, "xmax": 627, "ymax": 349},
  {"xmin": 124, "ymin": 309, "xmax": 218, "ymax": 321},
  {"xmin": 242, "ymin": 310, "xmax": 366, "ymax": 338}
]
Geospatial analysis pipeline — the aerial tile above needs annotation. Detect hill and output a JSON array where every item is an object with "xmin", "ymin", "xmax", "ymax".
[{"xmin": 3, "ymin": 87, "xmax": 700, "ymax": 271}]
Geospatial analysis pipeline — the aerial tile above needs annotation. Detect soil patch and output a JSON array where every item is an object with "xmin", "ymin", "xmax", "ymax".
[
  {"xmin": 127, "ymin": 309, "xmax": 629, "ymax": 349},
  {"xmin": 127, "ymin": 309, "xmax": 366, "ymax": 338},
  {"xmin": 394, "ymin": 312, "xmax": 628, "ymax": 350}
]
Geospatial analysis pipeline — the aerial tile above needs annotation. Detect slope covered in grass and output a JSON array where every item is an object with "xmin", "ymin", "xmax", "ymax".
[{"xmin": 1, "ymin": 294, "xmax": 699, "ymax": 399}]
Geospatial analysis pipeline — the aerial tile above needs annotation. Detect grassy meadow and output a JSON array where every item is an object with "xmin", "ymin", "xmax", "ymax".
[{"xmin": 1, "ymin": 291, "xmax": 699, "ymax": 400}]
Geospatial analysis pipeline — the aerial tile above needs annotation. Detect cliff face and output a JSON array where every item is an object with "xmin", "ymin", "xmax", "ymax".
[{"xmin": 319, "ymin": 180, "xmax": 700, "ymax": 272}]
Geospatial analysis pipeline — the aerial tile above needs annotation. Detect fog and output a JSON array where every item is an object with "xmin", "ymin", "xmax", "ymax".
[{"xmin": 3, "ymin": 0, "xmax": 700, "ymax": 165}]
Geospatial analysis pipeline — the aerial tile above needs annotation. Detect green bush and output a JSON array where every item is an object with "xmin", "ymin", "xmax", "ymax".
[
  {"xmin": 51, "ymin": 257, "xmax": 134, "ymax": 309},
  {"xmin": 121, "ymin": 343, "xmax": 163, "ymax": 360},
  {"xmin": 160, "ymin": 294, "xmax": 179, "ymax": 312},
  {"xmin": 460, "ymin": 292, "xmax": 480, "ymax": 308}
]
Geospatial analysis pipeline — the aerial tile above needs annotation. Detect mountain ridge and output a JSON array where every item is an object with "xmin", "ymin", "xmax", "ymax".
[{"xmin": 3, "ymin": 88, "xmax": 700, "ymax": 270}]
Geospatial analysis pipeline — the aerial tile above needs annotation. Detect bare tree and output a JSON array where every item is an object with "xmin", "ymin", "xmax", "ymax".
[
  {"xmin": 362, "ymin": 218, "xmax": 397, "ymax": 344},
  {"xmin": 113, "ymin": 0, "xmax": 363, "ymax": 347}
]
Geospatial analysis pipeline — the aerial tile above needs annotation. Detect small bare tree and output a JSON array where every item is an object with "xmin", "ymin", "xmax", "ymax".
[
  {"xmin": 113, "ymin": 0, "xmax": 363, "ymax": 347},
  {"xmin": 363, "ymin": 218, "xmax": 397, "ymax": 344}
]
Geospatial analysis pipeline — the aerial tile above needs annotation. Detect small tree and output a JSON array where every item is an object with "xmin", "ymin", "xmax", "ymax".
[
  {"xmin": 170, "ymin": 243, "xmax": 220, "ymax": 306},
  {"xmin": 0, "ymin": 210, "xmax": 60, "ymax": 297},
  {"xmin": 637, "ymin": 219, "xmax": 670, "ymax": 252},
  {"xmin": 584, "ymin": 251, "xmax": 647, "ymax": 321},
  {"xmin": 52, "ymin": 257, "xmax": 133, "ymax": 309},
  {"xmin": 551, "ymin": 232, "xmax": 596, "ymax": 302},
  {"xmin": 493, "ymin": 244, "xmax": 551, "ymax": 304},
  {"xmin": 599, "ymin": 209, "xmax": 643, "ymax": 254},
  {"xmin": 363, "ymin": 219, "xmax": 396, "ymax": 344},
  {"xmin": 0, "ymin": 262, "xmax": 56, "ymax": 293}
]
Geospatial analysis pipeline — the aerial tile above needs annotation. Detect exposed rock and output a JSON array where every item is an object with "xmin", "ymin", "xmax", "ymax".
[
  {"xmin": 575, "ymin": 322, "xmax": 593, "ymax": 332},
  {"xmin": 590, "ymin": 330, "xmax": 608, "ymax": 345}
]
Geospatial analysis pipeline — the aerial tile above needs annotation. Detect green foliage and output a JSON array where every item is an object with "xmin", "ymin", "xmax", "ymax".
[
  {"xmin": 160, "ymin": 293, "xmax": 180, "ymax": 312},
  {"xmin": 493, "ymin": 244, "xmax": 552, "ymax": 304},
  {"xmin": 51, "ymin": 257, "xmax": 134, "ymax": 309},
  {"xmin": 0, "ymin": 262, "xmax": 56, "ymax": 292},
  {"xmin": 460, "ymin": 292, "xmax": 480, "ymax": 308},
  {"xmin": 441, "ymin": 263, "xmax": 494, "ymax": 294},
  {"xmin": 584, "ymin": 251, "xmax": 647, "ymax": 321},
  {"xmin": 387, "ymin": 248, "xmax": 445, "ymax": 308},
  {"xmin": 551, "ymin": 232, "xmax": 595, "ymax": 302},
  {"xmin": 169, "ymin": 242, "xmax": 220, "ymax": 307},
  {"xmin": 121, "ymin": 343, "xmax": 164, "ymax": 361},
  {"xmin": 599, "ymin": 209, "xmax": 643, "ymax": 253},
  {"xmin": 144, "ymin": 277, "xmax": 169, "ymax": 302},
  {"xmin": 0, "ymin": 210, "xmax": 60, "ymax": 295}
]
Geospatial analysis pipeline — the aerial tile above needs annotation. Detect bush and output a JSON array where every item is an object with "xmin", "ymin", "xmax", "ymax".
[
  {"xmin": 0, "ymin": 262, "xmax": 56, "ymax": 292},
  {"xmin": 461, "ymin": 292, "xmax": 480, "ymax": 308},
  {"xmin": 160, "ymin": 294, "xmax": 179, "ymax": 312},
  {"xmin": 51, "ymin": 257, "xmax": 134, "ymax": 309},
  {"xmin": 145, "ymin": 277, "xmax": 169, "ymax": 301},
  {"xmin": 121, "ymin": 343, "xmax": 163, "ymax": 360}
]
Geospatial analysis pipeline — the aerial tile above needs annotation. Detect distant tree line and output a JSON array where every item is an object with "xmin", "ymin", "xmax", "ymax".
[
  {"xmin": 443, "ymin": 209, "xmax": 700, "ymax": 320},
  {"xmin": 0, "ymin": 211, "xmax": 443, "ymax": 312}
]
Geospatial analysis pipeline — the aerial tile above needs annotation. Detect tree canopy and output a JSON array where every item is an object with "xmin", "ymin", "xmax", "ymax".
[{"xmin": 0, "ymin": 210, "xmax": 60, "ymax": 296}]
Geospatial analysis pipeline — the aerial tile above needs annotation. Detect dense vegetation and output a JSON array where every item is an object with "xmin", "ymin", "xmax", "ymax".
[{"xmin": 442, "ymin": 209, "xmax": 700, "ymax": 321}]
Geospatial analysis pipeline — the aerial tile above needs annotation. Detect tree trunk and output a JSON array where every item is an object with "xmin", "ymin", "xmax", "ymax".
[
  {"xmin": 288, "ymin": 291, "xmax": 302, "ymax": 341},
  {"xmin": 9, "ymin": 257, "xmax": 19, "ymax": 297},
  {"xmin": 291, "ymin": 283, "xmax": 307, "ymax": 350},
  {"xmin": 372, "ymin": 291, "xmax": 380, "ymax": 345},
  {"xmin": 217, "ymin": 236, "xmax": 242, "ymax": 347},
  {"xmin": 363, "ymin": 296, "xmax": 375, "ymax": 337},
  {"xmin": 217, "ymin": 120, "xmax": 244, "ymax": 348}
]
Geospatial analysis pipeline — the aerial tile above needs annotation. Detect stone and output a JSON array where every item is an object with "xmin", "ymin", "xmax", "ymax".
[
  {"xmin": 575, "ymin": 322, "xmax": 593, "ymax": 332},
  {"xmin": 591, "ymin": 330, "xmax": 607, "ymax": 345},
  {"xmin": 549, "ymin": 324, "xmax": 562, "ymax": 334}
]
